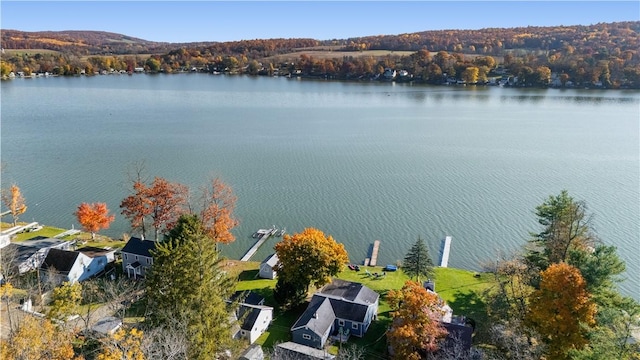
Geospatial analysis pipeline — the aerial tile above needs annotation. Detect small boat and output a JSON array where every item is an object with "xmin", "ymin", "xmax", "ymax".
[{"xmin": 277, "ymin": 227, "xmax": 286, "ymax": 237}]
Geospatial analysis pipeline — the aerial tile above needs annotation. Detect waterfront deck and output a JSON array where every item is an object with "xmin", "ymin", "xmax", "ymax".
[
  {"xmin": 241, "ymin": 227, "xmax": 279, "ymax": 262},
  {"xmin": 440, "ymin": 236, "xmax": 452, "ymax": 267}
]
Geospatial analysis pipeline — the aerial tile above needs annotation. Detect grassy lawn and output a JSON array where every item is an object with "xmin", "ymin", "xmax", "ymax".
[
  {"xmin": 233, "ymin": 262, "xmax": 494, "ymax": 357},
  {"xmin": 2, "ymin": 222, "xmax": 126, "ymax": 249}
]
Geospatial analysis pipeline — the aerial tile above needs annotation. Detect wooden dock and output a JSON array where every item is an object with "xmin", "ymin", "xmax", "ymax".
[
  {"xmin": 440, "ymin": 236, "xmax": 452, "ymax": 267},
  {"xmin": 240, "ymin": 227, "xmax": 278, "ymax": 262},
  {"xmin": 369, "ymin": 240, "xmax": 380, "ymax": 267}
]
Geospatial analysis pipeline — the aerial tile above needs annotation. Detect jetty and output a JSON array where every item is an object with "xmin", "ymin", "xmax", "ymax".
[
  {"xmin": 54, "ymin": 225, "xmax": 81, "ymax": 238},
  {"xmin": 440, "ymin": 236, "xmax": 452, "ymax": 267},
  {"xmin": 241, "ymin": 226, "xmax": 279, "ymax": 262},
  {"xmin": 365, "ymin": 240, "xmax": 381, "ymax": 267}
]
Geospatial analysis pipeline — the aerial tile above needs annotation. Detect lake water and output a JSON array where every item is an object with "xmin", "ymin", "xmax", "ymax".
[{"xmin": 1, "ymin": 74, "xmax": 638, "ymax": 299}]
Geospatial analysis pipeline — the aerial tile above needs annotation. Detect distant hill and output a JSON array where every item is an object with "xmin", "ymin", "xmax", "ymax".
[
  {"xmin": 2, "ymin": 21, "xmax": 639, "ymax": 58},
  {"xmin": 0, "ymin": 29, "xmax": 176, "ymax": 55}
]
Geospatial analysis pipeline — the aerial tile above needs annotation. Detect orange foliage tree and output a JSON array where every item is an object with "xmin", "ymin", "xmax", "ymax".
[
  {"xmin": 120, "ymin": 180, "xmax": 151, "ymax": 239},
  {"xmin": 274, "ymin": 228, "xmax": 348, "ymax": 306},
  {"xmin": 74, "ymin": 202, "xmax": 115, "ymax": 239},
  {"xmin": 198, "ymin": 178, "xmax": 239, "ymax": 247},
  {"xmin": 386, "ymin": 280, "xmax": 448, "ymax": 360},
  {"xmin": 1, "ymin": 184, "xmax": 27, "ymax": 226},
  {"xmin": 0, "ymin": 316, "xmax": 81, "ymax": 360},
  {"xmin": 120, "ymin": 177, "xmax": 188, "ymax": 240},
  {"xmin": 526, "ymin": 262, "xmax": 596, "ymax": 360},
  {"xmin": 146, "ymin": 177, "xmax": 188, "ymax": 240}
]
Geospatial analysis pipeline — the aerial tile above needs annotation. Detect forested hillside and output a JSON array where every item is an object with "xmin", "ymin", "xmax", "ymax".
[{"xmin": 1, "ymin": 21, "xmax": 639, "ymax": 88}]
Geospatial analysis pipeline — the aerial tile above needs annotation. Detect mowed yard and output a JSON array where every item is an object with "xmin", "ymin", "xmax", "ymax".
[{"xmin": 227, "ymin": 260, "xmax": 493, "ymax": 357}]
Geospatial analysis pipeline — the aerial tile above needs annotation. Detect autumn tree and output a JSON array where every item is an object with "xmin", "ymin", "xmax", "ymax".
[
  {"xmin": 386, "ymin": 280, "xmax": 448, "ymax": 360},
  {"xmin": 0, "ymin": 316, "xmax": 81, "ymax": 360},
  {"xmin": 120, "ymin": 175, "xmax": 188, "ymax": 240},
  {"xmin": 402, "ymin": 236, "xmax": 434, "ymax": 282},
  {"xmin": 198, "ymin": 177, "xmax": 239, "ymax": 248},
  {"xmin": 526, "ymin": 262, "xmax": 596, "ymax": 360},
  {"xmin": 1, "ymin": 184, "xmax": 27, "ymax": 226},
  {"xmin": 274, "ymin": 228, "xmax": 349, "ymax": 307},
  {"xmin": 96, "ymin": 328, "xmax": 145, "ymax": 360},
  {"xmin": 47, "ymin": 281, "xmax": 82, "ymax": 323},
  {"xmin": 147, "ymin": 177, "xmax": 189, "ymax": 240},
  {"xmin": 525, "ymin": 190, "xmax": 595, "ymax": 275},
  {"xmin": 74, "ymin": 202, "xmax": 115, "ymax": 239},
  {"xmin": 120, "ymin": 180, "xmax": 151, "ymax": 239},
  {"xmin": 145, "ymin": 214, "xmax": 237, "ymax": 359}
]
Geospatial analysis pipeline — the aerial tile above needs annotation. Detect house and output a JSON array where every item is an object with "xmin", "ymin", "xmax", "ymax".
[
  {"xmin": 0, "ymin": 238, "xmax": 72, "ymax": 274},
  {"xmin": 259, "ymin": 253, "xmax": 279, "ymax": 279},
  {"xmin": 275, "ymin": 342, "xmax": 335, "ymax": 360},
  {"xmin": 120, "ymin": 237, "xmax": 156, "ymax": 279},
  {"xmin": 40, "ymin": 249, "xmax": 93, "ymax": 284},
  {"xmin": 291, "ymin": 279, "xmax": 379, "ymax": 349},
  {"xmin": 230, "ymin": 291, "xmax": 274, "ymax": 344},
  {"xmin": 238, "ymin": 344, "xmax": 264, "ymax": 360}
]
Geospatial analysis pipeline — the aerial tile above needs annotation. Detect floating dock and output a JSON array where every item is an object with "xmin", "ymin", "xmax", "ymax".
[
  {"xmin": 241, "ymin": 226, "xmax": 279, "ymax": 262},
  {"xmin": 368, "ymin": 240, "xmax": 380, "ymax": 266},
  {"xmin": 440, "ymin": 236, "xmax": 452, "ymax": 267}
]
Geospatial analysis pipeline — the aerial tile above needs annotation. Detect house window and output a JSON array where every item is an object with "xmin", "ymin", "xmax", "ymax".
[
  {"xmin": 135, "ymin": 255, "xmax": 138, "ymax": 260},
  {"xmin": 338, "ymin": 319, "xmax": 345, "ymax": 327},
  {"xmin": 146, "ymin": 258, "xmax": 150, "ymax": 264},
  {"xmin": 352, "ymin": 323, "xmax": 359, "ymax": 330},
  {"xmin": 302, "ymin": 334, "xmax": 311, "ymax": 340},
  {"xmin": 123, "ymin": 254, "xmax": 127, "ymax": 260}
]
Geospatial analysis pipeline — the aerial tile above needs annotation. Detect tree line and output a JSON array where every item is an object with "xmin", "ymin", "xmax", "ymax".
[{"xmin": 2, "ymin": 21, "xmax": 639, "ymax": 88}]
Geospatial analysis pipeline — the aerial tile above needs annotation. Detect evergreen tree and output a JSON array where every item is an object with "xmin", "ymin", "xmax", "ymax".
[
  {"xmin": 145, "ymin": 214, "xmax": 237, "ymax": 360},
  {"xmin": 402, "ymin": 237, "xmax": 434, "ymax": 282}
]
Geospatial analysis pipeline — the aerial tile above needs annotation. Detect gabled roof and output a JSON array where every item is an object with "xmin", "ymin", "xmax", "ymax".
[
  {"xmin": 326, "ymin": 297, "xmax": 370, "ymax": 323},
  {"xmin": 40, "ymin": 248, "xmax": 80, "ymax": 274},
  {"xmin": 261, "ymin": 253, "xmax": 279, "ymax": 267},
  {"xmin": 318, "ymin": 278, "xmax": 379, "ymax": 305},
  {"xmin": 77, "ymin": 246, "xmax": 115, "ymax": 258},
  {"xmin": 120, "ymin": 237, "xmax": 156, "ymax": 257},
  {"xmin": 239, "ymin": 304, "xmax": 273, "ymax": 331},
  {"xmin": 291, "ymin": 295, "xmax": 335, "ymax": 335}
]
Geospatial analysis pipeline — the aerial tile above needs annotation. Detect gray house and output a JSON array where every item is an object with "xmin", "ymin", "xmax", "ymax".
[
  {"xmin": 291, "ymin": 279, "xmax": 379, "ymax": 349},
  {"xmin": 1, "ymin": 238, "xmax": 72, "ymax": 274},
  {"xmin": 120, "ymin": 237, "xmax": 156, "ymax": 279}
]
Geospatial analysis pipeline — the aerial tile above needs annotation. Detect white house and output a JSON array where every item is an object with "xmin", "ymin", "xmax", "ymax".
[
  {"xmin": 230, "ymin": 291, "xmax": 273, "ymax": 344},
  {"xmin": 40, "ymin": 248, "xmax": 95, "ymax": 284},
  {"xmin": 259, "ymin": 253, "xmax": 279, "ymax": 279}
]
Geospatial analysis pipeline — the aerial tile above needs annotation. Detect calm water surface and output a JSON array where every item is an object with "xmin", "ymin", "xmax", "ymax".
[{"xmin": 1, "ymin": 75, "xmax": 638, "ymax": 298}]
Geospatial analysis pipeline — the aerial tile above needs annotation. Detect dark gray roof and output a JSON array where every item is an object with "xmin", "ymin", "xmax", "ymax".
[
  {"xmin": 231, "ymin": 290, "xmax": 265, "ymax": 306},
  {"xmin": 20, "ymin": 237, "xmax": 69, "ymax": 250},
  {"xmin": 319, "ymin": 278, "xmax": 379, "ymax": 305},
  {"xmin": 40, "ymin": 248, "xmax": 80, "ymax": 274},
  {"xmin": 120, "ymin": 237, "xmax": 156, "ymax": 257},
  {"xmin": 1, "ymin": 243, "xmax": 39, "ymax": 265},
  {"xmin": 327, "ymin": 297, "xmax": 370, "ymax": 323},
  {"xmin": 292, "ymin": 295, "xmax": 335, "ymax": 335}
]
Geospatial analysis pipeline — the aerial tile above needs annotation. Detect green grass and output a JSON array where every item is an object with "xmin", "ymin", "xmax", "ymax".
[
  {"xmin": 2, "ymin": 222, "xmax": 127, "ymax": 248},
  {"xmin": 234, "ymin": 263, "xmax": 494, "ymax": 357}
]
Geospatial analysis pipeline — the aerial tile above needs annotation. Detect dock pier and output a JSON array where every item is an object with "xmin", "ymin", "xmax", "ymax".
[
  {"xmin": 365, "ymin": 240, "xmax": 380, "ymax": 267},
  {"xmin": 440, "ymin": 236, "xmax": 452, "ymax": 267},
  {"xmin": 240, "ymin": 226, "xmax": 279, "ymax": 262}
]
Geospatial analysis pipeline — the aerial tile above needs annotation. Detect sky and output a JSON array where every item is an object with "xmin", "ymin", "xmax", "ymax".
[{"xmin": 1, "ymin": 1, "xmax": 639, "ymax": 43}]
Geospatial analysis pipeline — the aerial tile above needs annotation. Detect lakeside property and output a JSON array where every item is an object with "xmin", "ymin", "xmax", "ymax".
[{"xmin": 1, "ymin": 221, "xmax": 492, "ymax": 357}]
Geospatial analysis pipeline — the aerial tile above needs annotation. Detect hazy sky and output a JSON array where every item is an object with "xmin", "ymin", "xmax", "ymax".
[{"xmin": 1, "ymin": 1, "xmax": 638, "ymax": 43}]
